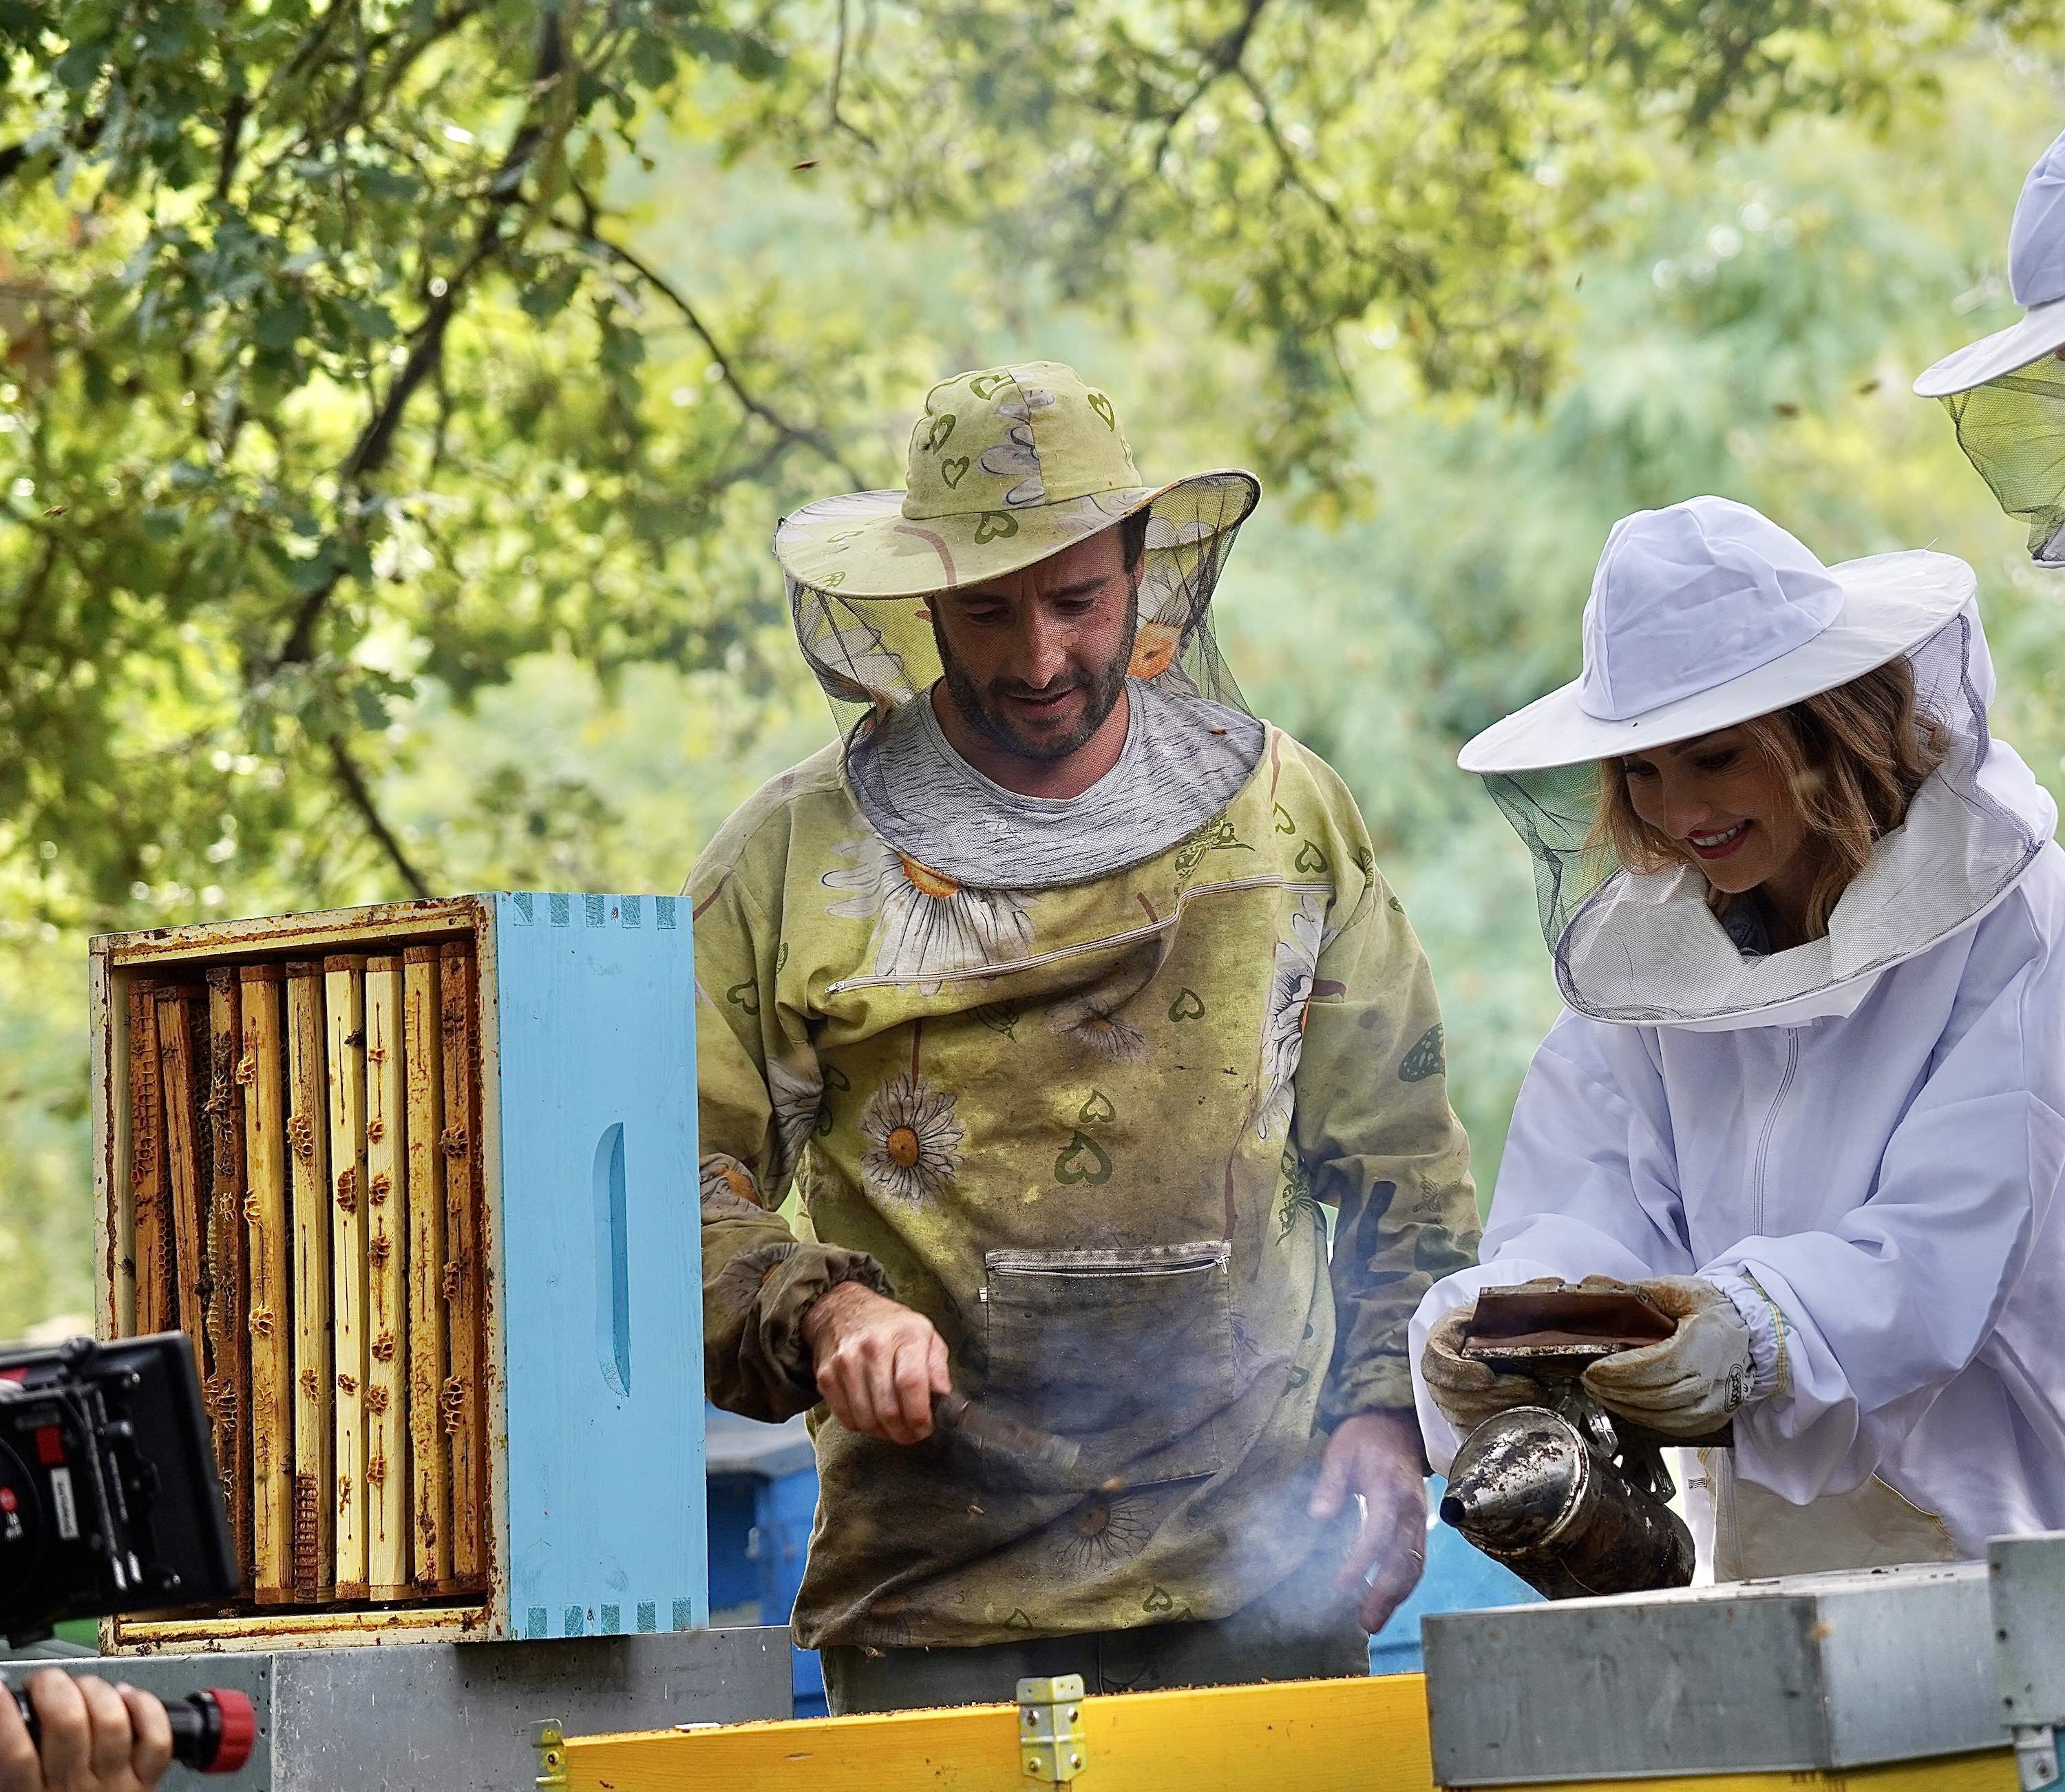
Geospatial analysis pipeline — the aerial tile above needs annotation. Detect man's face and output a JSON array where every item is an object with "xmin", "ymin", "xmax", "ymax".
[{"xmin": 931, "ymin": 527, "xmax": 1139, "ymax": 763}]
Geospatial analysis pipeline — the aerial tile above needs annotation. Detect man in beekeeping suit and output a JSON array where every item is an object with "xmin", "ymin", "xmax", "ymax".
[{"xmin": 689, "ymin": 361, "xmax": 1479, "ymax": 1713}]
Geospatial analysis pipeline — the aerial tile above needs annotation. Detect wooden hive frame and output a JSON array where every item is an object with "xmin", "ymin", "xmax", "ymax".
[
  {"xmin": 91, "ymin": 897, "xmax": 507, "ymax": 1653},
  {"xmin": 362, "ymin": 956, "xmax": 410, "ymax": 1601}
]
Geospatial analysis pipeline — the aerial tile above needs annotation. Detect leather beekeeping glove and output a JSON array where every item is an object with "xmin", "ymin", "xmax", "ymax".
[
  {"xmin": 1419, "ymin": 1300, "xmax": 1550, "ymax": 1435},
  {"xmin": 1580, "ymin": 1276, "xmax": 1758, "ymax": 1438}
]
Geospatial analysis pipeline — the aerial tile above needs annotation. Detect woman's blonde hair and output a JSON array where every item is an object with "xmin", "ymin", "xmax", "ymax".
[{"xmin": 1591, "ymin": 657, "xmax": 1952, "ymax": 940}]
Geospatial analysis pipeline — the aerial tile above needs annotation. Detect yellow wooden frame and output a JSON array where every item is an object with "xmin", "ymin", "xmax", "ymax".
[{"xmin": 555, "ymin": 1672, "xmax": 2022, "ymax": 1792}]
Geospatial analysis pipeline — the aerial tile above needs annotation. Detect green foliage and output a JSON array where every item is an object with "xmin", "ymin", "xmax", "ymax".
[
  {"xmin": 0, "ymin": 0, "xmax": 867, "ymax": 929},
  {"xmin": 1223, "ymin": 61, "xmax": 2065, "ymax": 1190},
  {"xmin": 2, "ymin": 1, "xmax": 2064, "ymax": 1324},
  {"xmin": 0, "ymin": 887, "xmax": 94, "ymax": 1329},
  {"xmin": 788, "ymin": 0, "xmax": 2056, "ymax": 502},
  {"xmin": 1, "ymin": 0, "xmax": 2041, "ymax": 931}
]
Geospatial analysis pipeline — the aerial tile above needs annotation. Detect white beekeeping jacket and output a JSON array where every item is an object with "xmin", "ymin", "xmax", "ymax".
[{"xmin": 1413, "ymin": 603, "xmax": 2065, "ymax": 1575}]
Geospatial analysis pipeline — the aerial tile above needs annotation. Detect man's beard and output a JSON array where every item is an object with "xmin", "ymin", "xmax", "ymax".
[{"xmin": 931, "ymin": 609, "xmax": 1136, "ymax": 765}]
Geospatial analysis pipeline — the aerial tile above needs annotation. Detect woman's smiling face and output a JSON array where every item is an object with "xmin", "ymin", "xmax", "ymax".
[{"xmin": 1618, "ymin": 726, "xmax": 1814, "ymax": 900}]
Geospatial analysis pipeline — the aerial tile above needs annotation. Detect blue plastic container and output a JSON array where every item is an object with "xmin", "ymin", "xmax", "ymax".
[{"xmin": 705, "ymin": 1405, "xmax": 825, "ymax": 1716}]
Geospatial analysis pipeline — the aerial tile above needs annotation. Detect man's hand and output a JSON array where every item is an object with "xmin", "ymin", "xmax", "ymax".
[
  {"xmin": 1311, "ymin": 1411, "xmax": 1430, "ymax": 1634},
  {"xmin": 802, "ymin": 1281, "xmax": 952, "ymax": 1444},
  {"xmin": 0, "ymin": 1671, "xmax": 173, "ymax": 1792}
]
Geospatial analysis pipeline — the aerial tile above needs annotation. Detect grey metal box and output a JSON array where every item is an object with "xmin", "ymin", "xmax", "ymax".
[
  {"xmin": 1423, "ymin": 1562, "xmax": 2000, "ymax": 1784},
  {"xmin": 12, "ymin": 1625, "xmax": 789, "ymax": 1791},
  {"xmin": 1994, "ymin": 1532, "xmax": 2065, "ymax": 1731},
  {"xmin": 1991, "ymin": 1531, "xmax": 2065, "ymax": 1792}
]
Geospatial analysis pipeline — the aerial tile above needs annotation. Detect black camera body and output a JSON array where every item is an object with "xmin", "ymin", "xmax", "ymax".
[{"xmin": 0, "ymin": 1332, "xmax": 237, "ymax": 1647}]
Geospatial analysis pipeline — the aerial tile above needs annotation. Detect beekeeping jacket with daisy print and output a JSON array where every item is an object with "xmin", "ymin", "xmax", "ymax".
[{"xmin": 692, "ymin": 725, "xmax": 1479, "ymax": 1652}]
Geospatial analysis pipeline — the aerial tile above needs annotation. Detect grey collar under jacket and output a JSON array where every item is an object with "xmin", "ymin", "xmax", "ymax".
[{"xmin": 841, "ymin": 678, "xmax": 1267, "ymax": 889}]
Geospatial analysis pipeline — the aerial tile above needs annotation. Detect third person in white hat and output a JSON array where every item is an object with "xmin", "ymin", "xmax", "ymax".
[
  {"xmin": 1916, "ymin": 123, "xmax": 2065, "ymax": 562},
  {"xmin": 1410, "ymin": 494, "xmax": 2065, "ymax": 1578}
]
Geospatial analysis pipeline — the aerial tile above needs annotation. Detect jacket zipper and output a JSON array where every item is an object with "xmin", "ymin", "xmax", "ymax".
[
  {"xmin": 824, "ymin": 877, "xmax": 1331, "ymax": 996},
  {"xmin": 990, "ymin": 1250, "xmax": 1231, "ymax": 1279},
  {"xmin": 978, "ymin": 1245, "xmax": 1232, "ymax": 1300},
  {"xmin": 1750, "ymin": 1030, "xmax": 1800, "ymax": 1236}
]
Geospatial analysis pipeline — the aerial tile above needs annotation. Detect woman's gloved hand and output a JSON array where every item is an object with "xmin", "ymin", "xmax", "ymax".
[
  {"xmin": 1580, "ymin": 1275, "xmax": 1758, "ymax": 1437},
  {"xmin": 1419, "ymin": 1294, "xmax": 1552, "ymax": 1435}
]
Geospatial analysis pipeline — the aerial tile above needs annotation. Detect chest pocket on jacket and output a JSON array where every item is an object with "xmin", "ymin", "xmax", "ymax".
[{"xmin": 981, "ymin": 1240, "xmax": 1237, "ymax": 1486}]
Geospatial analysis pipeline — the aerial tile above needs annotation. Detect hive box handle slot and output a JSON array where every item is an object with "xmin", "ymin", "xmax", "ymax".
[{"xmin": 593, "ymin": 1122, "xmax": 631, "ymax": 1398}]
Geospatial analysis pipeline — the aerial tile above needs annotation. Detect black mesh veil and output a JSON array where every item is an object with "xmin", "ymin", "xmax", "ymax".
[
  {"xmin": 1483, "ymin": 762, "xmax": 1615, "ymax": 946},
  {"xmin": 1938, "ymin": 356, "xmax": 2065, "ymax": 563}
]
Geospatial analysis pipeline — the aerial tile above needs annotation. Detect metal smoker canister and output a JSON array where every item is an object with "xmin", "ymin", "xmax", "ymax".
[{"xmin": 1440, "ymin": 1404, "xmax": 1695, "ymax": 1599}]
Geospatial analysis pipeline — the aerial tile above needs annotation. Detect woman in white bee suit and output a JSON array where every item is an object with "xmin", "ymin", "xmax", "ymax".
[{"xmin": 1409, "ymin": 494, "xmax": 2065, "ymax": 1577}]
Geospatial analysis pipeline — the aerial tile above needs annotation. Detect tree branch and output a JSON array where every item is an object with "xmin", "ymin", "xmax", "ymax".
[
  {"xmin": 0, "ymin": 116, "xmax": 105, "ymax": 189},
  {"xmin": 428, "ymin": 352, "xmax": 454, "ymax": 478},
  {"xmin": 1151, "ymin": 0, "xmax": 1273, "ymax": 174},
  {"xmin": 370, "ymin": 1, "xmax": 489, "ymax": 111},
  {"xmin": 1, "ymin": 531, "xmax": 62, "ymax": 664},
  {"xmin": 1068, "ymin": 0, "xmax": 1275, "ymax": 242},
  {"xmin": 1233, "ymin": 64, "xmax": 1439, "ymax": 334},
  {"xmin": 827, "ymin": 0, "xmax": 879, "ymax": 151},
  {"xmin": 1684, "ymin": 17, "xmax": 1761, "ymax": 134},
  {"xmin": 215, "ymin": 92, "xmax": 250, "ymax": 202},
  {"xmin": 268, "ymin": 9, "xmax": 573, "ymax": 671},
  {"xmin": 246, "ymin": 3, "xmax": 490, "ymax": 238},
  {"xmin": 251, "ymin": 0, "xmax": 355, "ymax": 117},
  {"xmin": 328, "ymin": 735, "xmax": 432, "ymax": 897},
  {"xmin": 564, "ymin": 187, "xmax": 869, "ymax": 489}
]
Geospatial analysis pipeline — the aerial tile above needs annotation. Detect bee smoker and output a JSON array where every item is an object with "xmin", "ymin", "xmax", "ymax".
[
  {"xmin": 1437, "ymin": 1280, "xmax": 1704, "ymax": 1599},
  {"xmin": 1441, "ymin": 1398, "xmax": 1695, "ymax": 1599}
]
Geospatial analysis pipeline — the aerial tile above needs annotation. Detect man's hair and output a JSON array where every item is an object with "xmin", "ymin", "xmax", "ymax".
[
  {"xmin": 1119, "ymin": 506, "xmax": 1151, "ymax": 574},
  {"xmin": 1589, "ymin": 657, "xmax": 1951, "ymax": 940}
]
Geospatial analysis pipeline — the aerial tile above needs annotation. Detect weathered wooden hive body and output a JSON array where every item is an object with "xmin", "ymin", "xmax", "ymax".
[{"xmin": 88, "ymin": 892, "xmax": 706, "ymax": 1652}]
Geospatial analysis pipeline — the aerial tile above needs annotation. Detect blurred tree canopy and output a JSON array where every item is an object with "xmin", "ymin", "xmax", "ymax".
[
  {"xmin": 0, "ymin": 0, "xmax": 878, "ymax": 923},
  {"xmin": 3, "ymin": 0, "xmax": 2054, "ymax": 927},
  {"xmin": 3, "ymin": 1, "xmax": 2064, "ymax": 1324},
  {"xmin": 801, "ymin": 0, "xmax": 2057, "ymax": 490}
]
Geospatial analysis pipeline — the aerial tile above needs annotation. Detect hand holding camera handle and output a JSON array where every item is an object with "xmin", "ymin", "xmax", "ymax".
[{"xmin": 8, "ymin": 1683, "xmax": 256, "ymax": 1776}]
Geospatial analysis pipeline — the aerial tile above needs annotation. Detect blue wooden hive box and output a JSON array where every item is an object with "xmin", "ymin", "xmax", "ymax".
[{"xmin": 88, "ymin": 892, "xmax": 707, "ymax": 1652}]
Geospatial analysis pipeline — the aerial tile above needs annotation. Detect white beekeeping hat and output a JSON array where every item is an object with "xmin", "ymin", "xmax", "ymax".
[
  {"xmin": 1460, "ymin": 498, "xmax": 1969, "ymax": 774},
  {"xmin": 1916, "ymin": 125, "xmax": 2065, "ymax": 399}
]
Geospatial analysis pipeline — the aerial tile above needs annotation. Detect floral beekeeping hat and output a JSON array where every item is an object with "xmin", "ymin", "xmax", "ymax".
[
  {"xmin": 1916, "ymin": 126, "xmax": 2065, "ymax": 561},
  {"xmin": 777, "ymin": 361, "xmax": 1260, "ymax": 720}
]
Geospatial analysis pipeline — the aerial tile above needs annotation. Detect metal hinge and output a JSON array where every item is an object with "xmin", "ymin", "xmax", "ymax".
[
  {"xmin": 2015, "ymin": 1725, "xmax": 2060, "ymax": 1792},
  {"xmin": 1017, "ymin": 1674, "xmax": 1087, "ymax": 1783},
  {"xmin": 533, "ymin": 1718, "xmax": 569, "ymax": 1791}
]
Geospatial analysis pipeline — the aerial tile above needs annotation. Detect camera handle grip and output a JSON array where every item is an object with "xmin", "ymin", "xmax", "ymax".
[{"xmin": 9, "ymin": 1683, "xmax": 255, "ymax": 1775}]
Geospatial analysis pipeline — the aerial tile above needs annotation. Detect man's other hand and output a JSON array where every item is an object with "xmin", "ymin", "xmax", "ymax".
[
  {"xmin": 1310, "ymin": 1411, "xmax": 1430, "ymax": 1634},
  {"xmin": 802, "ymin": 1282, "xmax": 952, "ymax": 1445},
  {"xmin": 0, "ymin": 1669, "xmax": 173, "ymax": 1792}
]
